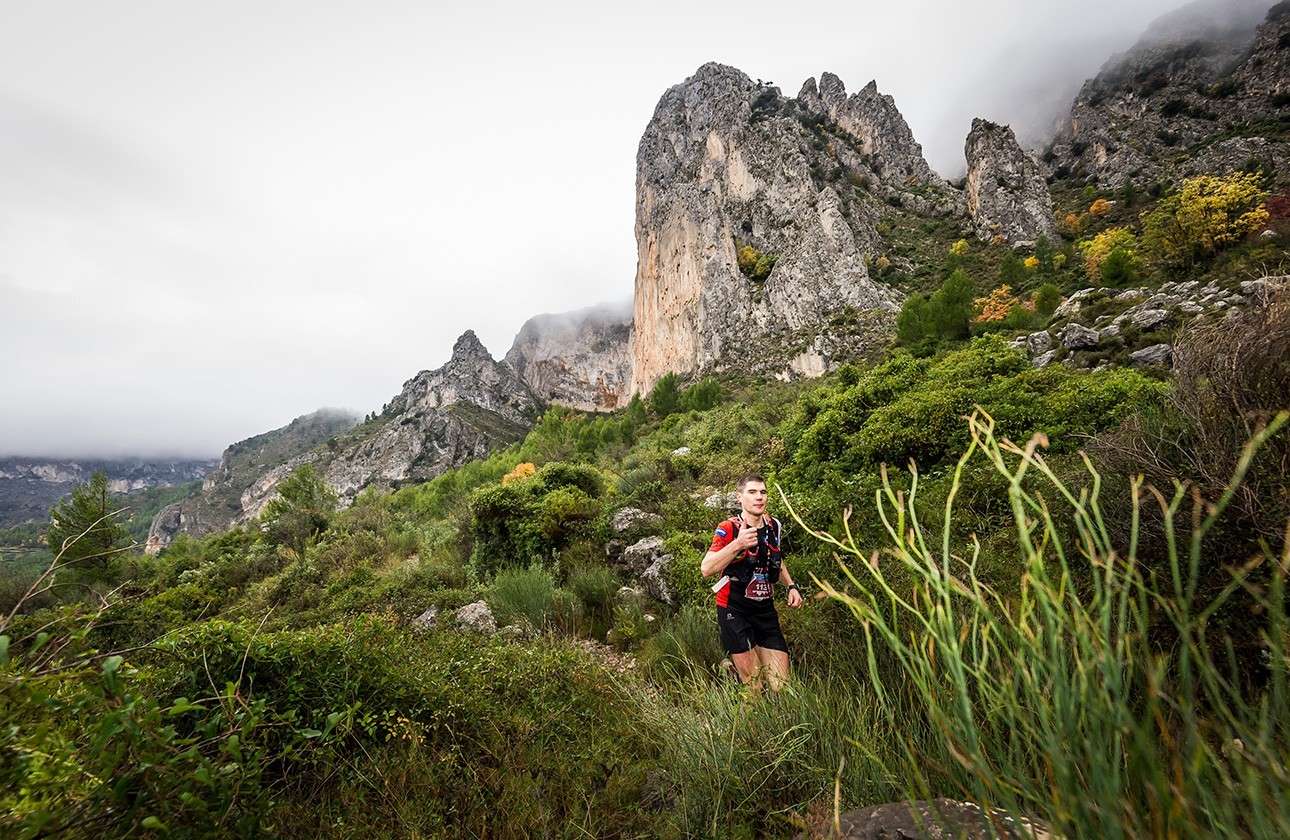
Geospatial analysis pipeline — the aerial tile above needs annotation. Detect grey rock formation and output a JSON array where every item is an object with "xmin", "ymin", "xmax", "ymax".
[
  {"xmin": 150, "ymin": 333, "xmax": 541, "ymax": 548},
  {"xmin": 321, "ymin": 330, "xmax": 540, "ymax": 500},
  {"xmin": 1026, "ymin": 331, "xmax": 1054, "ymax": 355},
  {"xmin": 1047, "ymin": 1, "xmax": 1288, "ymax": 190},
  {"xmin": 504, "ymin": 301, "xmax": 634, "ymax": 411},
  {"xmin": 1053, "ymin": 288, "xmax": 1097, "ymax": 319},
  {"xmin": 1059, "ymin": 323, "xmax": 1102, "ymax": 349},
  {"xmin": 800, "ymin": 73, "xmax": 941, "ymax": 187},
  {"xmin": 633, "ymin": 63, "xmax": 953, "ymax": 392},
  {"xmin": 1131, "ymin": 343, "xmax": 1175, "ymax": 367},
  {"xmin": 455, "ymin": 601, "xmax": 497, "ymax": 635},
  {"xmin": 1129, "ymin": 308, "xmax": 1171, "ymax": 331},
  {"xmin": 641, "ymin": 553, "xmax": 678, "ymax": 606},
  {"xmin": 964, "ymin": 119, "xmax": 1059, "ymax": 246},
  {"xmin": 611, "ymin": 507, "xmax": 664, "ymax": 534},
  {"xmin": 621, "ymin": 536, "xmax": 666, "ymax": 577},
  {"xmin": 704, "ymin": 491, "xmax": 740, "ymax": 511},
  {"xmin": 1032, "ymin": 349, "xmax": 1062, "ymax": 369},
  {"xmin": 412, "ymin": 606, "xmax": 439, "ymax": 632}
]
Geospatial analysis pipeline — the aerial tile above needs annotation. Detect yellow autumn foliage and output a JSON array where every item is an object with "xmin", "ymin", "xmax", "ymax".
[
  {"xmin": 1141, "ymin": 171, "xmax": 1270, "ymax": 269},
  {"xmin": 974, "ymin": 284, "xmax": 1020, "ymax": 322},
  {"xmin": 1079, "ymin": 227, "xmax": 1137, "ymax": 282},
  {"xmin": 502, "ymin": 462, "xmax": 537, "ymax": 485}
]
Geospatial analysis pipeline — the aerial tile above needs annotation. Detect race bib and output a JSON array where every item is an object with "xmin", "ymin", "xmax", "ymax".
[{"xmin": 745, "ymin": 572, "xmax": 773, "ymax": 601}]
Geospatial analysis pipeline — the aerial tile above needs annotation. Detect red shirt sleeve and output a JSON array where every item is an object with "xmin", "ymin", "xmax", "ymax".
[{"xmin": 709, "ymin": 519, "xmax": 735, "ymax": 554}]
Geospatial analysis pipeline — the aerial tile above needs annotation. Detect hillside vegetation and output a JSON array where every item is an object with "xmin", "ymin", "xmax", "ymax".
[{"xmin": 3, "ymin": 174, "xmax": 1290, "ymax": 838}]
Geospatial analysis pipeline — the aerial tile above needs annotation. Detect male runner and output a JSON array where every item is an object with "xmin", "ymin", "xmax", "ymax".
[{"xmin": 701, "ymin": 473, "xmax": 803, "ymax": 690}]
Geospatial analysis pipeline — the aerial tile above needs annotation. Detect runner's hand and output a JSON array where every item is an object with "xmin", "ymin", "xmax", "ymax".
[
  {"xmin": 787, "ymin": 588, "xmax": 804, "ymax": 609},
  {"xmin": 735, "ymin": 526, "xmax": 759, "ymax": 552}
]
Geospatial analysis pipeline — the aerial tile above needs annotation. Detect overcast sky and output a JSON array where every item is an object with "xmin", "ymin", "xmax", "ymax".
[{"xmin": 0, "ymin": 0, "xmax": 1263, "ymax": 458}]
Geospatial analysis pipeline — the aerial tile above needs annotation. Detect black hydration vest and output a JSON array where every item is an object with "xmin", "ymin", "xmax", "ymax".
[{"xmin": 722, "ymin": 514, "xmax": 783, "ymax": 588}]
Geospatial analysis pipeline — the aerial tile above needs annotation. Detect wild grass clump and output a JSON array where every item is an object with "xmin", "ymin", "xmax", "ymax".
[
  {"xmin": 792, "ymin": 409, "xmax": 1290, "ymax": 839},
  {"xmin": 487, "ymin": 564, "xmax": 580, "ymax": 635},
  {"xmin": 633, "ymin": 671, "xmax": 902, "ymax": 837},
  {"xmin": 637, "ymin": 603, "xmax": 726, "ymax": 681}
]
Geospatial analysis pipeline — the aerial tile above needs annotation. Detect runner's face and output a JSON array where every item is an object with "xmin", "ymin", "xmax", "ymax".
[{"xmin": 739, "ymin": 481, "xmax": 768, "ymax": 518}]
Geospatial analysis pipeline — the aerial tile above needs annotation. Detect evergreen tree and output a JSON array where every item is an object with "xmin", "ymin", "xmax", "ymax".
[
  {"xmin": 47, "ymin": 470, "xmax": 129, "ymax": 583},
  {"xmin": 261, "ymin": 465, "xmax": 338, "ymax": 559},
  {"xmin": 896, "ymin": 292, "xmax": 933, "ymax": 348},
  {"xmin": 650, "ymin": 373, "xmax": 682, "ymax": 418},
  {"xmin": 929, "ymin": 269, "xmax": 975, "ymax": 341}
]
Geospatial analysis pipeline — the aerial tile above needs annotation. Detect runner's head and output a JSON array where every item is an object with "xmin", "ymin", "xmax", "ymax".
[{"xmin": 737, "ymin": 473, "xmax": 767, "ymax": 518}]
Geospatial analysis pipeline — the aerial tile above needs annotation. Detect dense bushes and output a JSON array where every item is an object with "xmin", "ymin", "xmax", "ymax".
[
  {"xmin": 781, "ymin": 335, "xmax": 1165, "ymax": 487},
  {"xmin": 467, "ymin": 462, "xmax": 607, "ymax": 579}
]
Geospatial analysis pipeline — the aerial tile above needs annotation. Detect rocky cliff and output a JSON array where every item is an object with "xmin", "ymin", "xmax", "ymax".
[
  {"xmin": 965, "ymin": 119, "xmax": 1060, "ymax": 247},
  {"xmin": 631, "ymin": 63, "xmax": 962, "ymax": 392},
  {"xmin": 504, "ymin": 302, "xmax": 634, "ymax": 411},
  {"xmin": 320, "ymin": 330, "xmax": 540, "ymax": 499},
  {"xmin": 1047, "ymin": 0, "xmax": 1289, "ymax": 190},
  {"xmin": 0, "ymin": 457, "xmax": 217, "ymax": 528}
]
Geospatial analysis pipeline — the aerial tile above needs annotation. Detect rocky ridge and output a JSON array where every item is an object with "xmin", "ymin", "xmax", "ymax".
[
  {"xmin": 0, "ymin": 458, "xmax": 217, "ymax": 528},
  {"xmin": 1046, "ymin": 0, "xmax": 1289, "ymax": 190},
  {"xmin": 148, "ymin": 334, "xmax": 539, "ymax": 550}
]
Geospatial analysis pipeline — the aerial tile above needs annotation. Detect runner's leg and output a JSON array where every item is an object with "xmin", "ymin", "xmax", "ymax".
[
  {"xmin": 729, "ymin": 650, "xmax": 762, "ymax": 689},
  {"xmin": 754, "ymin": 646, "xmax": 790, "ymax": 691}
]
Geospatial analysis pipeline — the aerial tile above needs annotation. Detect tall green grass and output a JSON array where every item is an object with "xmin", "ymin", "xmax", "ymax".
[{"xmin": 789, "ymin": 409, "xmax": 1290, "ymax": 839}]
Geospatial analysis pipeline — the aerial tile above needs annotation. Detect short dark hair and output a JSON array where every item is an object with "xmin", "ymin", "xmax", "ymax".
[{"xmin": 737, "ymin": 473, "xmax": 766, "ymax": 491}]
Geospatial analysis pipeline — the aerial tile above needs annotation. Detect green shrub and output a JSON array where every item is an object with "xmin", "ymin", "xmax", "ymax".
[{"xmin": 566, "ymin": 562, "xmax": 620, "ymax": 636}]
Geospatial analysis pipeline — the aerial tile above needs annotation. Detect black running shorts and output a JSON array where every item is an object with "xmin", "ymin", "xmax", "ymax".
[{"xmin": 716, "ymin": 607, "xmax": 788, "ymax": 655}]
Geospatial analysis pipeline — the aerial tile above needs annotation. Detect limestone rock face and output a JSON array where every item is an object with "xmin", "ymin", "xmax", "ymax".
[
  {"xmin": 1047, "ymin": 1, "xmax": 1289, "ymax": 190},
  {"xmin": 504, "ymin": 302, "xmax": 634, "ymax": 411},
  {"xmin": 633, "ymin": 63, "xmax": 950, "ymax": 392},
  {"xmin": 800, "ymin": 73, "xmax": 940, "ymax": 187},
  {"xmin": 964, "ymin": 119, "xmax": 1059, "ymax": 247}
]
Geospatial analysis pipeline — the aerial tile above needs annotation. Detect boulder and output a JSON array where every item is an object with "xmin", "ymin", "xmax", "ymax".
[
  {"xmin": 1053, "ymin": 288, "xmax": 1095, "ymax": 319},
  {"xmin": 455, "ymin": 601, "xmax": 497, "ymax": 635},
  {"xmin": 621, "ymin": 537, "xmax": 665, "ymax": 576},
  {"xmin": 1032, "ymin": 349, "xmax": 1061, "ymax": 369},
  {"xmin": 1058, "ymin": 323, "xmax": 1101, "ymax": 350},
  {"xmin": 641, "ymin": 554, "xmax": 678, "ymax": 606},
  {"xmin": 611, "ymin": 507, "xmax": 664, "ymax": 534},
  {"xmin": 1129, "ymin": 308, "xmax": 1170, "ymax": 331},
  {"xmin": 704, "ymin": 491, "xmax": 740, "ymax": 511},
  {"xmin": 1025, "ymin": 331, "xmax": 1054, "ymax": 355},
  {"xmin": 411, "ymin": 606, "xmax": 439, "ymax": 632},
  {"xmin": 1131, "ymin": 343, "xmax": 1173, "ymax": 367}
]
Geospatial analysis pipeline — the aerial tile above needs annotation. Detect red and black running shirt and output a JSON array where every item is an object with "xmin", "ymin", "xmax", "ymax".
[{"xmin": 709, "ymin": 515, "xmax": 782, "ymax": 612}]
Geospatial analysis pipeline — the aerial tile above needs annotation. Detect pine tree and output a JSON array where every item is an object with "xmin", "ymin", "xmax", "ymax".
[{"xmin": 47, "ymin": 470, "xmax": 129, "ymax": 582}]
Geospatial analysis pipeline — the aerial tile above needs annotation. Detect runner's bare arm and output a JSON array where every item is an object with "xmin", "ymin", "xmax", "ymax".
[{"xmin": 701, "ymin": 526, "xmax": 758, "ymax": 577}]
